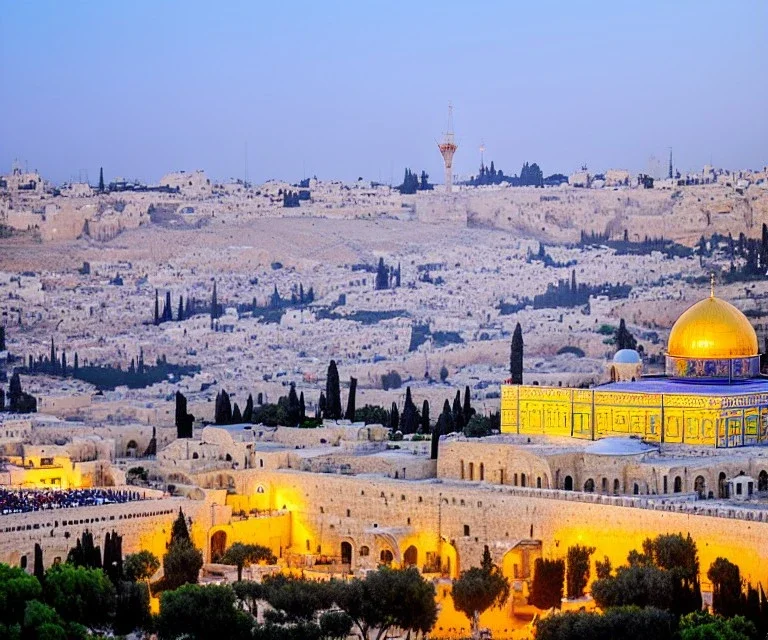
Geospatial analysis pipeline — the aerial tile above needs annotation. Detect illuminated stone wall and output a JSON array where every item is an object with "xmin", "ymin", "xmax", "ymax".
[{"xmin": 502, "ymin": 384, "xmax": 768, "ymax": 447}]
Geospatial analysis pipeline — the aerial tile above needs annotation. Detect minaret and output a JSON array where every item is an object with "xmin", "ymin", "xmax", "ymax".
[{"xmin": 438, "ymin": 104, "xmax": 458, "ymax": 193}]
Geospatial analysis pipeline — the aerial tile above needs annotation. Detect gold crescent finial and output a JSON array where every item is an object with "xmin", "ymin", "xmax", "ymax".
[{"xmin": 710, "ymin": 272, "xmax": 715, "ymax": 298}]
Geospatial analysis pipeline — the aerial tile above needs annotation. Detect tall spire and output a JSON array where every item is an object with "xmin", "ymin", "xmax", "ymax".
[
  {"xmin": 438, "ymin": 103, "xmax": 458, "ymax": 193},
  {"xmin": 710, "ymin": 272, "xmax": 715, "ymax": 298}
]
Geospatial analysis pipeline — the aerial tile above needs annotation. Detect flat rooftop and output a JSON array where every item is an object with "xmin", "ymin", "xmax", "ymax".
[{"xmin": 600, "ymin": 377, "xmax": 768, "ymax": 396}]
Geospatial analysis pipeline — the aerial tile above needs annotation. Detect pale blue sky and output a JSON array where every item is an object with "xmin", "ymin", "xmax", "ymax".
[{"xmin": 1, "ymin": 0, "xmax": 766, "ymax": 185}]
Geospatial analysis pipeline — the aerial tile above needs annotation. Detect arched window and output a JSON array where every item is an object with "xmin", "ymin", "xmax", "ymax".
[
  {"xmin": 564, "ymin": 476, "xmax": 573, "ymax": 491},
  {"xmin": 192, "ymin": 452, "xmax": 199, "ymax": 459},
  {"xmin": 403, "ymin": 545, "xmax": 418, "ymax": 567},
  {"xmin": 633, "ymin": 483, "xmax": 639, "ymax": 495},
  {"xmin": 341, "ymin": 542, "xmax": 352, "ymax": 565},
  {"xmin": 718, "ymin": 472, "xmax": 727, "ymax": 499},
  {"xmin": 536, "ymin": 476, "xmax": 542, "ymax": 489},
  {"xmin": 379, "ymin": 549, "xmax": 394, "ymax": 565},
  {"xmin": 521, "ymin": 473, "xmax": 527, "ymax": 487},
  {"xmin": 673, "ymin": 476, "xmax": 682, "ymax": 493},
  {"xmin": 613, "ymin": 479, "xmax": 620, "ymax": 495},
  {"xmin": 601, "ymin": 478, "xmax": 608, "ymax": 493},
  {"xmin": 359, "ymin": 546, "xmax": 370, "ymax": 557},
  {"xmin": 759, "ymin": 470, "xmax": 768, "ymax": 492},
  {"xmin": 584, "ymin": 478, "xmax": 595, "ymax": 493},
  {"xmin": 694, "ymin": 476, "xmax": 706, "ymax": 499}
]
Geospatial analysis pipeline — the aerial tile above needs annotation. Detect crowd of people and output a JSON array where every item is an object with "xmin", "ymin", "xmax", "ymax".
[{"xmin": 0, "ymin": 488, "xmax": 143, "ymax": 515}]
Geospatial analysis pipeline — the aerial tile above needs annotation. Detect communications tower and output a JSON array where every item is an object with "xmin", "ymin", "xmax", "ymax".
[{"xmin": 438, "ymin": 103, "xmax": 458, "ymax": 193}]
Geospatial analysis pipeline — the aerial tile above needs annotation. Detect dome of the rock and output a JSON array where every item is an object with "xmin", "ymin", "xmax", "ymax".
[{"xmin": 667, "ymin": 295, "xmax": 758, "ymax": 359}]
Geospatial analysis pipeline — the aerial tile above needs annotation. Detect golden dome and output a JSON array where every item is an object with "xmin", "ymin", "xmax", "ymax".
[{"xmin": 667, "ymin": 295, "xmax": 758, "ymax": 359}]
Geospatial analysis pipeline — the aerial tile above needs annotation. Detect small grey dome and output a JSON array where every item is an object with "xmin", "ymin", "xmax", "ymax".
[{"xmin": 613, "ymin": 349, "xmax": 641, "ymax": 364}]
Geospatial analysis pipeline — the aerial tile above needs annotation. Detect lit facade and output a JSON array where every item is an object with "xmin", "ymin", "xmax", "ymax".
[{"xmin": 502, "ymin": 293, "xmax": 768, "ymax": 448}]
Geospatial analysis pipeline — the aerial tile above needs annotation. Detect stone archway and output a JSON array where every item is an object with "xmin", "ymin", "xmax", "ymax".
[
  {"xmin": 341, "ymin": 541, "xmax": 352, "ymax": 565},
  {"xmin": 379, "ymin": 549, "xmax": 394, "ymax": 565},
  {"xmin": 564, "ymin": 475, "xmax": 573, "ymax": 491},
  {"xmin": 694, "ymin": 475, "xmax": 706, "ymax": 499},
  {"xmin": 210, "ymin": 530, "xmax": 227, "ymax": 563},
  {"xmin": 403, "ymin": 545, "xmax": 418, "ymax": 568},
  {"xmin": 759, "ymin": 470, "xmax": 768, "ymax": 492}
]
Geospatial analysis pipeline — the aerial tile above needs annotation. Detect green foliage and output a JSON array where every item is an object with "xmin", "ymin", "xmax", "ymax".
[
  {"xmin": 529, "ymin": 558, "xmax": 565, "ymax": 610},
  {"xmin": 319, "ymin": 610, "xmax": 353, "ymax": 639},
  {"xmin": 232, "ymin": 580, "xmax": 263, "ymax": 615},
  {"xmin": 679, "ymin": 611, "xmax": 756, "ymax": 640},
  {"xmin": 463, "ymin": 414, "xmax": 492, "ymax": 438},
  {"xmin": 595, "ymin": 555, "xmax": 612, "ymax": 580},
  {"xmin": 220, "ymin": 543, "xmax": 276, "ymax": 581},
  {"xmin": 332, "ymin": 566, "xmax": 437, "ymax": 639},
  {"xmin": 162, "ymin": 539, "xmax": 203, "ymax": 591},
  {"xmin": 510, "ymin": 322, "xmax": 523, "ymax": 384},
  {"xmin": 380, "ymin": 370, "xmax": 402, "ymax": 391},
  {"xmin": 615, "ymin": 318, "xmax": 638, "ymax": 351},
  {"xmin": 170, "ymin": 509, "xmax": 190, "ymax": 545},
  {"xmin": 354, "ymin": 404, "xmax": 389, "ymax": 425},
  {"xmin": 157, "ymin": 583, "xmax": 253, "ymax": 640},
  {"xmin": 452, "ymin": 554, "xmax": 510, "ymax": 634},
  {"xmin": 124, "ymin": 550, "xmax": 160, "ymax": 582},
  {"xmin": 0, "ymin": 563, "xmax": 43, "ymax": 626},
  {"xmin": 566, "ymin": 545, "xmax": 595, "ymax": 599},
  {"xmin": 43, "ymin": 563, "xmax": 115, "ymax": 628},
  {"xmin": 65, "ymin": 529, "xmax": 102, "ymax": 569},
  {"xmin": 535, "ymin": 606, "xmax": 676, "ymax": 640},
  {"xmin": 708, "ymin": 557, "xmax": 743, "ymax": 619},
  {"xmin": 114, "ymin": 580, "xmax": 151, "ymax": 635},
  {"xmin": 439, "ymin": 365, "xmax": 449, "ymax": 382},
  {"xmin": 252, "ymin": 402, "xmax": 289, "ymax": 427},
  {"xmin": 592, "ymin": 533, "xmax": 701, "ymax": 616}
]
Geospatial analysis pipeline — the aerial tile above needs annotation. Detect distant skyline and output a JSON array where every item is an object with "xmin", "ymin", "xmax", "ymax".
[{"xmin": 1, "ymin": 0, "xmax": 766, "ymax": 185}]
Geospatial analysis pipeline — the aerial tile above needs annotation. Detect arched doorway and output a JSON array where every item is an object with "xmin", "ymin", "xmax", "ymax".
[
  {"xmin": 125, "ymin": 440, "xmax": 138, "ymax": 457},
  {"xmin": 379, "ymin": 549, "xmax": 394, "ymax": 566},
  {"xmin": 403, "ymin": 545, "xmax": 418, "ymax": 567},
  {"xmin": 718, "ymin": 472, "xmax": 727, "ymax": 499},
  {"xmin": 613, "ymin": 479, "xmax": 620, "ymax": 495},
  {"xmin": 564, "ymin": 475, "xmax": 573, "ymax": 491},
  {"xmin": 759, "ymin": 470, "xmax": 768, "ymax": 492},
  {"xmin": 584, "ymin": 478, "xmax": 595, "ymax": 493},
  {"xmin": 521, "ymin": 473, "xmax": 527, "ymax": 487},
  {"xmin": 210, "ymin": 530, "xmax": 227, "ymax": 562},
  {"xmin": 694, "ymin": 476, "xmax": 706, "ymax": 499},
  {"xmin": 340, "ymin": 541, "xmax": 352, "ymax": 565},
  {"xmin": 610, "ymin": 366, "xmax": 617, "ymax": 382},
  {"xmin": 674, "ymin": 476, "xmax": 683, "ymax": 493}
]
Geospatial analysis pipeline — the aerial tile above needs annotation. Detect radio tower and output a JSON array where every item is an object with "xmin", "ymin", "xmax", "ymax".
[{"xmin": 438, "ymin": 103, "xmax": 458, "ymax": 193}]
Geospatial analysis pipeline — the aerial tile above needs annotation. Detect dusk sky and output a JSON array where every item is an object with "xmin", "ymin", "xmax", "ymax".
[{"xmin": 1, "ymin": 0, "xmax": 766, "ymax": 185}]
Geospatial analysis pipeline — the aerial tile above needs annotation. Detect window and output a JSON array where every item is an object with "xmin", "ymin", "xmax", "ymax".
[
  {"xmin": 359, "ymin": 546, "xmax": 370, "ymax": 557},
  {"xmin": 479, "ymin": 463, "xmax": 485, "ymax": 481},
  {"xmin": 674, "ymin": 476, "xmax": 682, "ymax": 493},
  {"xmin": 737, "ymin": 483, "xmax": 743, "ymax": 495},
  {"xmin": 463, "ymin": 525, "xmax": 470, "ymax": 536},
  {"xmin": 469, "ymin": 462, "xmax": 474, "ymax": 481},
  {"xmin": 346, "ymin": 509, "xmax": 351, "ymax": 517}
]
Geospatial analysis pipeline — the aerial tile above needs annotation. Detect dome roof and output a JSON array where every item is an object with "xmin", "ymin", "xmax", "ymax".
[
  {"xmin": 667, "ymin": 295, "xmax": 758, "ymax": 359},
  {"xmin": 613, "ymin": 349, "xmax": 641, "ymax": 364}
]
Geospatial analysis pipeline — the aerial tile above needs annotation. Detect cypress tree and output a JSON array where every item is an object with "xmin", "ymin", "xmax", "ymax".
[
  {"xmin": 232, "ymin": 403, "xmax": 242, "ymax": 423},
  {"xmin": 325, "ymin": 360, "xmax": 342, "ymax": 420},
  {"xmin": 98, "ymin": 167, "xmax": 105, "ymax": 192},
  {"xmin": 50, "ymin": 337, "xmax": 56, "ymax": 371},
  {"xmin": 154, "ymin": 289, "xmax": 160, "ymax": 325},
  {"xmin": 375, "ymin": 258, "xmax": 389, "ymax": 290},
  {"xmin": 510, "ymin": 322, "xmax": 524, "ymax": 384},
  {"xmin": 299, "ymin": 391, "xmax": 306, "ymax": 422},
  {"xmin": 211, "ymin": 280, "xmax": 218, "ymax": 320},
  {"xmin": 441, "ymin": 399, "xmax": 454, "ymax": 433},
  {"xmin": 61, "ymin": 351, "xmax": 67, "ymax": 376},
  {"xmin": 287, "ymin": 383, "xmax": 300, "ymax": 426},
  {"xmin": 175, "ymin": 391, "xmax": 193, "ymax": 438},
  {"xmin": 345, "ymin": 377, "xmax": 357, "ymax": 420},
  {"xmin": 73, "ymin": 352, "xmax": 79, "ymax": 373},
  {"xmin": 463, "ymin": 385, "xmax": 473, "ymax": 425},
  {"xmin": 0, "ymin": 388, "xmax": 5, "ymax": 411},
  {"xmin": 318, "ymin": 392, "xmax": 327, "ymax": 419},
  {"xmin": 164, "ymin": 291, "xmax": 172, "ymax": 322},
  {"xmin": 243, "ymin": 394, "xmax": 254, "ymax": 422},
  {"xmin": 430, "ymin": 412, "xmax": 441, "ymax": 460},
  {"xmin": 0, "ymin": 326, "xmax": 5, "ymax": 352},
  {"xmin": 421, "ymin": 400, "xmax": 430, "ymax": 434},
  {"xmin": 389, "ymin": 402, "xmax": 400, "ymax": 431},
  {"xmin": 33, "ymin": 543, "xmax": 44, "ymax": 583},
  {"xmin": 215, "ymin": 389, "xmax": 232, "ymax": 424},
  {"xmin": 178, "ymin": 295, "xmax": 184, "ymax": 321},
  {"xmin": 452, "ymin": 390, "xmax": 464, "ymax": 431}
]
